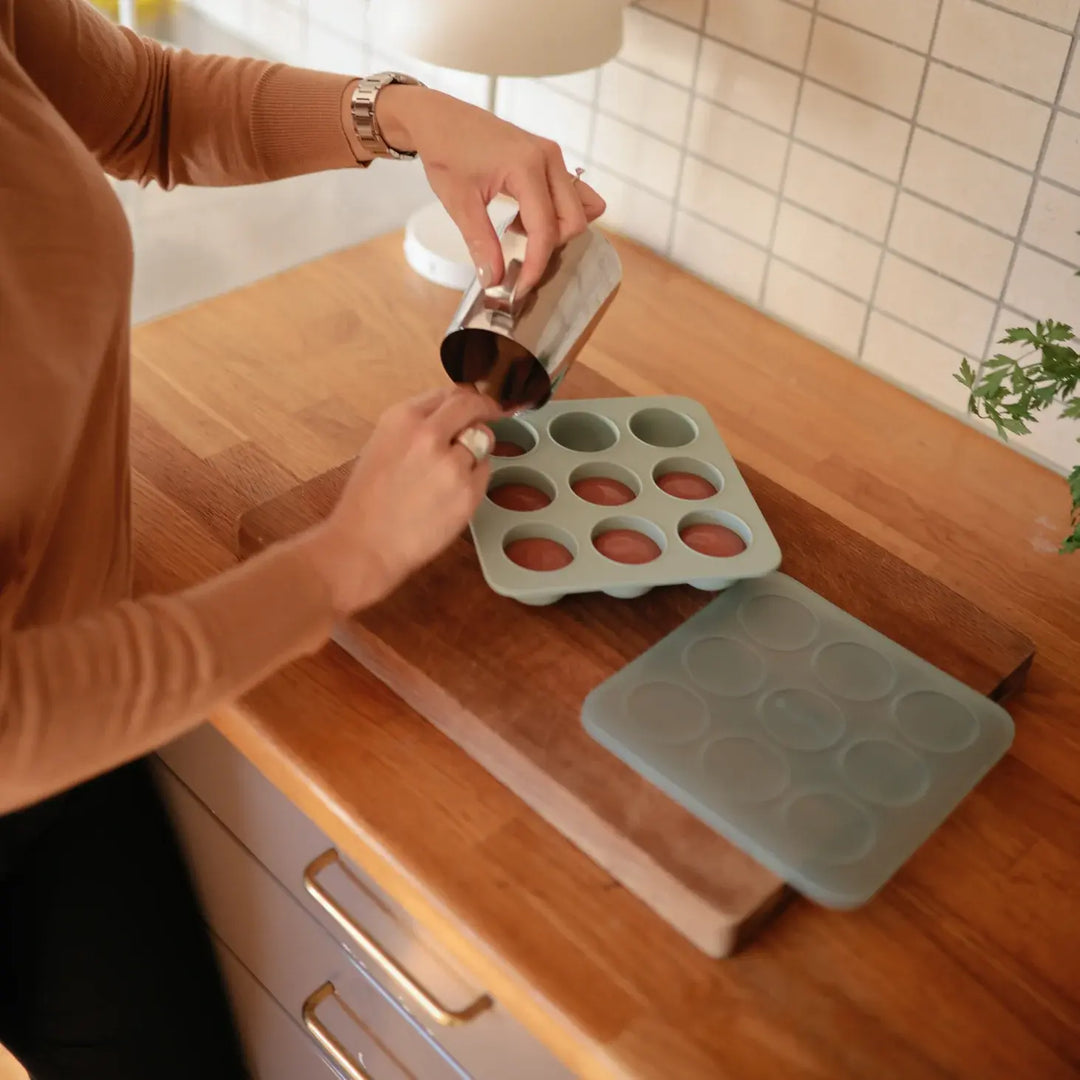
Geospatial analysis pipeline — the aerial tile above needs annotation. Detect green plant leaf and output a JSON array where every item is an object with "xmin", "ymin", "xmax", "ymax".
[
  {"xmin": 1001, "ymin": 327, "xmax": 1038, "ymax": 345},
  {"xmin": 1045, "ymin": 321, "xmax": 1076, "ymax": 342},
  {"xmin": 1069, "ymin": 465, "xmax": 1080, "ymax": 507},
  {"xmin": 998, "ymin": 415, "xmax": 1031, "ymax": 436},
  {"xmin": 955, "ymin": 275, "xmax": 1077, "ymax": 551},
  {"xmin": 978, "ymin": 367, "xmax": 1010, "ymax": 396}
]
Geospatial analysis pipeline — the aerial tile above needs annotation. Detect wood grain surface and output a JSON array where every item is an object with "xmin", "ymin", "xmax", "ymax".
[
  {"xmin": 239, "ymin": 364, "xmax": 1034, "ymax": 957},
  {"xmin": 129, "ymin": 230, "xmax": 1080, "ymax": 1080}
]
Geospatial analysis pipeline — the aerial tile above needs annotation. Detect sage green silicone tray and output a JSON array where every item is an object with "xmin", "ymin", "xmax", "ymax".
[
  {"xmin": 582, "ymin": 572, "xmax": 1015, "ymax": 908},
  {"xmin": 469, "ymin": 396, "xmax": 781, "ymax": 605}
]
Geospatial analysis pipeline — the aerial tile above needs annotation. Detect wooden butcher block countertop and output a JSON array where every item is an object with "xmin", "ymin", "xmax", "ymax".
[{"xmin": 129, "ymin": 230, "xmax": 1080, "ymax": 1080}]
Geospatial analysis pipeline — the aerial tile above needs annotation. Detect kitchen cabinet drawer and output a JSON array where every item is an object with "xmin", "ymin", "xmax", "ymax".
[
  {"xmin": 155, "ymin": 763, "xmax": 469, "ymax": 1080},
  {"xmin": 212, "ymin": 934, "xmax": 339, "ymax": 1080},
  {"xmin": 158, "ymin": 725, "xmax": 573, "ymax": 1080}
]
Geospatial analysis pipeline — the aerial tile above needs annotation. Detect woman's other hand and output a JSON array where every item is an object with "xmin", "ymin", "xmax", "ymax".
[
  {"xmin": 375, "ymin": 85, "xmax": 606, "ymax": 294},
  {"xmin": 299, "ymin": 387, "xmax": 502, "ymax": 614}
]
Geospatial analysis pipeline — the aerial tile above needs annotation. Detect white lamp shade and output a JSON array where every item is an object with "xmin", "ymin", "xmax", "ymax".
[{"xmin": 368, "ymin": 0, "xmax": 625, "ymax": 77}]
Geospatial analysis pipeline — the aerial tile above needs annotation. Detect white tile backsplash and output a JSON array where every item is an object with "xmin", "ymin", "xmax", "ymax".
[
  {"xmin": 783, "ymin": 143, "xmax": 895, "ymax": 240},
  {"xmin": 303, "ymin": 21, "xmax": 365, "ymax": 75},
  {"xmin": 679, "ymin": 156, "xmax": 777, "ymax": 244},
  {"xmin": 306, "ymin": 0, "xmax": 365, "ymax": 39},
  {"xmin": 704, "ymin": 0, "xmax": 814, "ymax": 70},
  {"xmin": 1062, "ymin": 48, "xmax": 1080, "ymax": 112},
  {"xmin": 186, "ymin": 0, "xmax": 249, "ymax": 38},
  {"xmin": 592, "ymin": 114, "xmax": 684, "ymax": 197},
  {"xmin": 496, "ymin": 79, "xmax": 592, "ymax": 158},
  {"xmin": 695, "ymin": 38, "xmax": 801, "ymax": 131},
  {"xmin": 876, "ymin": 255, "xmax": 997, "ymax": 357},
  {"xmin": 599, "ymin": 62, "xmax": 691, "ymax": 139},
  {"xmin": 686, "ymin": 99, "xmax": 789, "ymax": 188},
  {"xmin": 765, "ymin": 261, "xmax": 868, "ymax": 355},
  {"xmin": 245, "ymin": 0, "xmax": 306, "ymax": 59},
  {"xmin": 795, "ymin": 81, "xmax": 910, "ymax": 180},
  {"xmin": 861, "ymin": 312, "xmax": 974, "ymax": 413},
  {"xmin": 918, "ymin": 63, "xmax": 1052, "ymax": 169},
  {"xmin": 638, "ymin": 0, "xmax": 706, "ymax": 31},
  {"xmin": 1041, "ymin": 111, "xmax": 1080, "ymax": 188},
  {"xmin": 1006, "ymin": 245, "xmax": 1080, "ymax": 316},
  {"xmin": 670, "ymin": 211, "xmax": 768, "ymax": 299},
  {"xmin": 888, "ymin": 193, "xmax": 1015, "ymax": 298},
  {"xmin": 177, "ymin": 0, "xmax": 1080, "ymax": 473},
  {"xmin": 933, "ymin": 0, "xmax": 1072, "ymax": 102},
  {"xmin": 902, "ymin": 129, "xmax": 1033, "ymax": 235},
  {"xmin": 622, "ymin": 6, "xmax": 701, "ymax": 85},
  {"xmin": 585, "ymin": 165, "xmax": 676, "ymax": 251},
  {"xmin": 817, "ymin": 0, "xmax": 940, "ymax": 52},
  {"xmin": 979, "ymin": 0, "xmax": 1080, "ymax": 33},
  {"xmin": 772, "ymin": 202, "xmax": 881, "ymax": 299},
  {"xmin": 1023, "ymin": 179, "xmax": 1080, "ymax": 264},
  {"xmin": 544, "ymin": 69, "xmax": 601, "ymax": 104},
  {"xmin": 807, "ymin": 18, "xmax": 926, "ymax": 117}
]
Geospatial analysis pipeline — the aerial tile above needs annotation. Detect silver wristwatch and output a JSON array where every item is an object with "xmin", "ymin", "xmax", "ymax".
[{"xmin": 350, "ymin": 72, "xmax": 423, "ymax": 160}]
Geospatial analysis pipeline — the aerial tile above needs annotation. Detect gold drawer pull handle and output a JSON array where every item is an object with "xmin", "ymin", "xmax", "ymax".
[
  {"xmin": 303, "ymin": 849, "xmax": 492, "ymax": 1027},
  {"xmin": 303, "ymin": 982, "xmax": 374, "ymax": 1080}
]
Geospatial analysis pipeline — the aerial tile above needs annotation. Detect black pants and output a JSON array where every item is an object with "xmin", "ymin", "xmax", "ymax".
[{"xmin": 0, "ymin": 760, "xmax": 248, "ymax": 1079}]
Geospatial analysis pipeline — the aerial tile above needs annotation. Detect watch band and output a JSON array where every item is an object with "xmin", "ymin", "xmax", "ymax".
[{"xmin": 350, "ymin": 72, "xmax": 422, "ymax": 160}]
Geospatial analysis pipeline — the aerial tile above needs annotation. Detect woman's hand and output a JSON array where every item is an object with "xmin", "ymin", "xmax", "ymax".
[
  {"xmin": 298, "ymin": 387, "xmax": 502, "ymax": 614},
  {"xmin": 376, "ymin": 85, "xmax": 606, "ymax": 294}
]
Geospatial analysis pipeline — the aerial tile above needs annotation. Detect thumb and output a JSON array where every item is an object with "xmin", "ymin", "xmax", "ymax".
[{"xmin": 444, "ymin": 189, "xmax": 504, "ymax": 288}]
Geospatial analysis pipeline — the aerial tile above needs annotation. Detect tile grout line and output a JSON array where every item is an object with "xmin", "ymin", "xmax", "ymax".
[
  {"xmin": 662, "ymin": 1, "xmax": 709, "ymax": 257},
  {"xmin": 652, "ymin": 204, "xmax": 1016, "ymax": 359},
  {"xmin": 971, "ymin": 0, "xmax": 1080, "ymax": 34},
  {"xmin": 1041, "ymin": 172, "xmax": 1080, "ymax": 200},
  {"xmin": 639, "ymin": 0, "xmax": 1071, "ymax": 54},
  {"xmin": 854, "ymin": 0, "xmax": 946, "ymax": 360},
  {"xmin": 759, "ymin": 1, "xmax": 819, "ymax": 308},
  {"xmin": 693, "ymin": 19, "xmax": 1066, "ymax": 113},
  {"xmin": 597, "ymin": 146, "xmax": 1067, "ymax": 314},
  {"xmin": 972, "ymin": 6, "xmax": 1080, "ymax": 397},
  {"xmin": 816, "ymin": 3, "xmax": 1074, "ymax": 60},
  {"xmin": 607, "ymin": 52, "xmax": 1067, "ymax": 183}
]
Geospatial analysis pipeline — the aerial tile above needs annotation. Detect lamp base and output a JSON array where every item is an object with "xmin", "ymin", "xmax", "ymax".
[{"xmin": 403, "ymin": 197, "xmax": 518, "ymax": 290}]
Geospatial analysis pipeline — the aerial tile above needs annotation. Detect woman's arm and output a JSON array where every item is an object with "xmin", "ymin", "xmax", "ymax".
[
  {"xmin": 0, "ymin": 542, "xmax": 333, "ymax": 812},
  {"xmin": 12, "ymin": 0, "xmax": 359, "ymax": 186},
  {"xmin": 0, "ymin": 388, "xmax": 501, "ymax": 814},
  {"xmin": 12, "ymin": 0, "xmax": 607, "ymax": 290}
]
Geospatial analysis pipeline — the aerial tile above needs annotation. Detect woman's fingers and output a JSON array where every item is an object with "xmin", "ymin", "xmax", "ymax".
[
  {"xmin": 547, "ymin": 158, "xmax": 589, "ymax": 246},
  {"xmin": 401, "ymin": 386, "xmax": 457, "ymax": 419},
  {"xmin": 507, "ymin": 155, "xmax": 561, "ymax": 296},
  {"xmin": 576, "ymin": 179, "xmax": 606, "ymax": 223},
  {"xmin": 504, "ymin": 156, "xmax": 605, "ymax": 292},
  {"xmin": 428, "ymin": 390, "xmax": 503, "ymax": 446},
  {"xmin": 450, "ymin": 423, "xmax": 495, "ymax": 469},
  {"xmin": 443, "ymin": 187, "xmax": 505, "ymax": 288}
]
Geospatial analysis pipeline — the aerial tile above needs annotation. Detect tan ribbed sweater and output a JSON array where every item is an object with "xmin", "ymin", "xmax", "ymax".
[{"xmin": 0, "ymin": 0, "xmax": 370, "ymax": 812}]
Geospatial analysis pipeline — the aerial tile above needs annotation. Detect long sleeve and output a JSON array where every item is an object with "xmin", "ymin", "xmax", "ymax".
[
  {"xmin": 0, "ymin": 0, "xmax": 344, "ymax": 815},
  {"xmin": 0, "ymin": 543, "xmax": 336, "ymax": 814},
  {"xmin": 11, "ymin": 0, "xmax": 361, "ymax": 186}
]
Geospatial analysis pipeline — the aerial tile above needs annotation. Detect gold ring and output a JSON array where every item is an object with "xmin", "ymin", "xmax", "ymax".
[{"xmin": 453, "ymin": 425, "xmax": 493, "ymax": 464}]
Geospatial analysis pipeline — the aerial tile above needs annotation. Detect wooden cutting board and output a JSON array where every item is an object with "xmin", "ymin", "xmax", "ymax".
[{"xmin": 239, "ymin": 366, "xmax": 1034, "ymax": 957}]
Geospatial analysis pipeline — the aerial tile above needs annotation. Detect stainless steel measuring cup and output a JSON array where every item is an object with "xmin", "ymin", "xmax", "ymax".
[{"xmin": 440, "ymin": 213, "xmax": 622, "ymax": 411}]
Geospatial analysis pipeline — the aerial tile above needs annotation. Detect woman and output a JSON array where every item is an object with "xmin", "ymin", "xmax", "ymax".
[{"xmin": 0, "ymin": 0, "xmax": 605, "ymax": 1075}]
